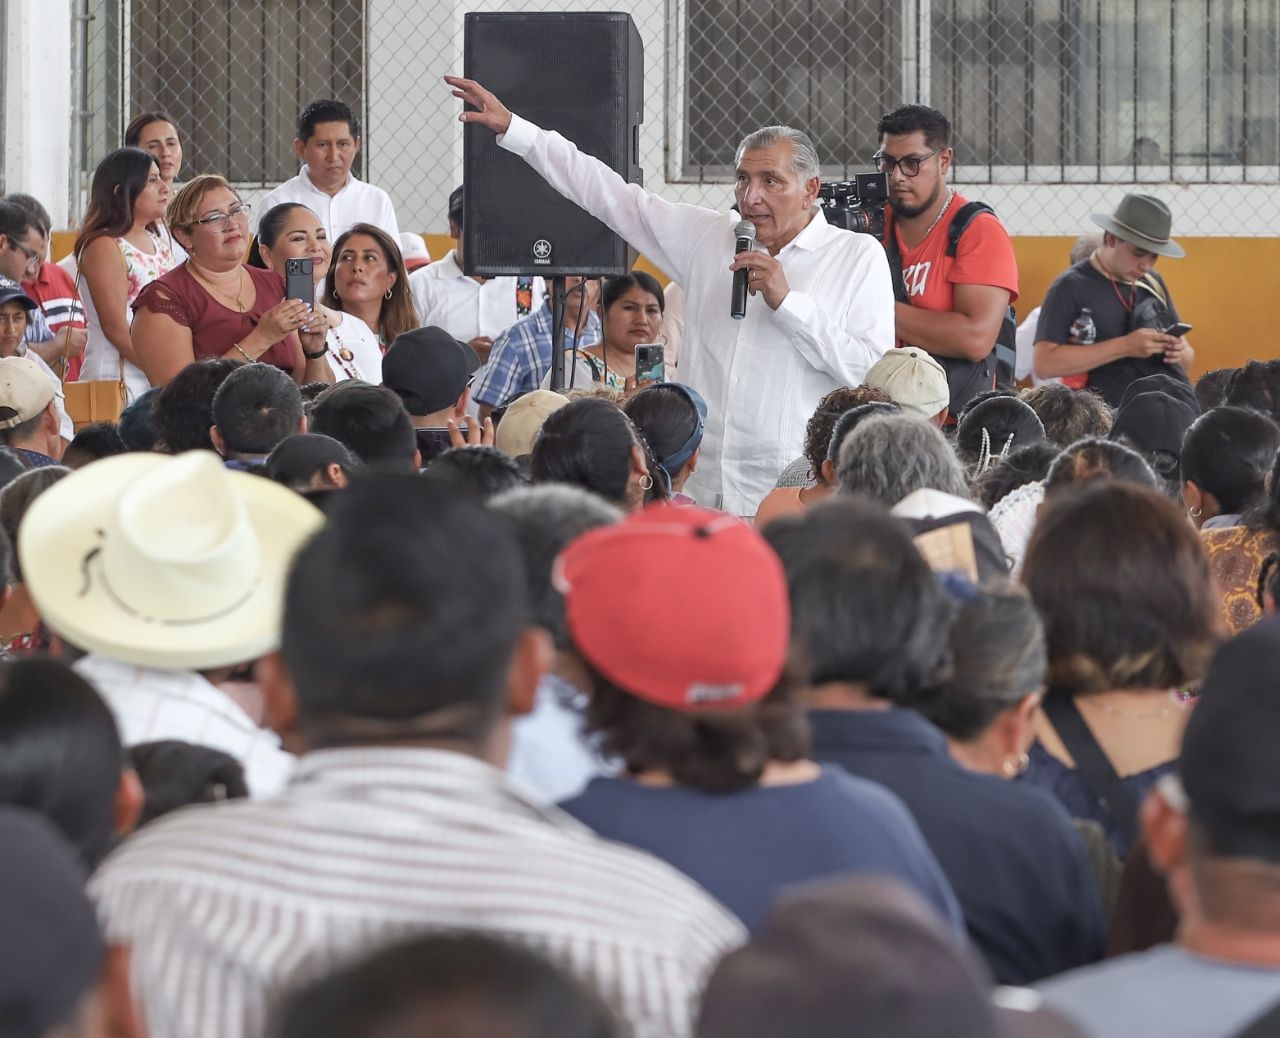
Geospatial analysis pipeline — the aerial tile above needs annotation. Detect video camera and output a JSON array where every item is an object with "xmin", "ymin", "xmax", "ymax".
[{"xmin": 818, "ymin": 173, "xmax": 889, "ymax": 238}]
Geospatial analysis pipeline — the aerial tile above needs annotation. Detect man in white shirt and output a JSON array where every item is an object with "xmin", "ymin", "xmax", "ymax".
[
  {"xmin": 256, "ymin": 100, "xmax": 400, "ymax": 243},
  {"xmin": 446, "ymin": 76, "xmax": 895, "ymax": 517},
  {"xmin": 409, "ymin": 185, "xmax": 546, "ymax": 364}
]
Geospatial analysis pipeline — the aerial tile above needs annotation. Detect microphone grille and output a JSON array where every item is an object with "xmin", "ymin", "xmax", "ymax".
[{"xmin": 733, "ymin": 219, "xmax": 757, "ymax": 240}]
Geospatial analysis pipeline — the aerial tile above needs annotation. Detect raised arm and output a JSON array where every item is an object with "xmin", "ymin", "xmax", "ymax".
[{"xmin": 446, "ymin": 75, "xmax": 719, "ymax": 285}]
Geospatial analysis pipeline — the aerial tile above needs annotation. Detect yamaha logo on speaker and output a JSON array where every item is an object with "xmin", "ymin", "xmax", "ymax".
[{"xmin": 532, "ymin": 239, "xmax": 552, "ymax": 264}]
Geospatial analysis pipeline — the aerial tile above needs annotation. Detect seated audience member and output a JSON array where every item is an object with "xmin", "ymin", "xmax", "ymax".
[
  {"xmin": 91, "ymin": 476, "xmax": 744, "ymax": 1038},
  {"xmin": 210, "ymin": 363, "xmax": 305, "ymax": 467},
  {"xmin": 322, "ymin": 223, "xmax": 417, "ymax": 349},
  {"xmin": 1021, "ymin": 482, "xmax": 1219, "ymax": 856},
  {"xmin": 530, "ymin": 396, "xmax": 666, "ymax": 512},
  {"xmin": 623, "ymin": 383, "xmax": 706, "ymax": 503},
  {"xmin": 489, "ymin": 484, "xmax": 620, "ymax": 803},
  {"xmin": 0, "ymin": 657, "xmax": 143, "ymax": 869},
  {"xmin": 698, "ymin": 878, "xmax": 1082, "ymax": 1038},
  {"xmin": 0, "ymin": 807, "xmax": 139, "ymax": 1038},
  {"xmin": 863, "ymin": 347, "xmax": 950, "ymax": 425},
  {"xmin": 409, "ymin": 186, "xmax": 545, "ymax": 362},
  {"xmin": 1182, "ymin": 406, "xmax": 1279, "ymax": 531},
  {"xmin": 256, "ymin": 100, "xmax": 400, "ymax": 243},
  {"xmin": 955, "ymin": 396, "xmax": 1046, "ymax": 477},
  {"xmin": 990, "ymin": 437, "xmax": 1157, "ymax": 579},
  {"xmin": 132, "ymin": 176, "xmax": 332, "ymax": 388},
  {"xmin": 0, "ymin": 445, "xmax": 27, "ymax": 491},
  {"xmin": 308, "ymin": 382, "xmax": 421, "ymax": 472},
  {"xmin": 1194, "ymin": 366, "xmax": 1234, "ymax": 413},
  {"xmin": 0, "ymin": 466, "xmax": 69, "ymax": 655},
  {"xmin": 117, "ymin": 385, "xmax": 162, "ymax": 450},
  {"xmin": 1037, "ymin": 618, "xmax": 1280, "ymax": 1037},
  {"xmin": 973, "ymin": 442, "xmax": 1060, "ymax": 511},
  {"xmin": 274, "ymin": 932, "xmax": 624, "ymax": 1038},
  {"xmin": 1200, "ymin": 446, "xmax": 1280, "ymax": 636},
  {"xmin": 890, "ymin": 488, "xmax": 1009, "ymax": 584},
  {"xmin": 264, "ymin": 433, "xmax": 361, "ymax": 493},
  {"xmin": 62, "ymin": 422, "xmax": 127, "ymax": 469},
  {"xmin": 152, "ymin": 357, "xmax": 240, "ymax": 453},
  {"xmin": 492, "ymin": 389, "xmax": 569, "ymax": 463},
  {"xmin": 127, "ymin": 741, "xmax": 249, "ymax": 826},
  {"xmin": 254, "ymin": 203, "xmax": 383, "ymax": 383},
  {"xmin": 0, "ymin": 274, "xmax": 75, "ymax": 441},
  {"xmin": 765, "ymin": 504, "xmax": 1103, "ymax": 983},
  {"xmin": 8, "ymin": 192, "xmax": 88, "ymax": 379},
  {"xmin": 423, "ymin": 446, "xmax": 523, "ymax": 500},
  {"xmin": 835, "ymin": 411, "xmax": 969, "ymax": 505},
  {"xmin": 19, "ymin": 452, "xmax": 323, "ymax": 797},
  {"xmin": 1109, "ymin": 388, "xmax": 1198, "ymax": 497},
  {"xmin": 545, "ymin": 273, "xmax": 665, "ymax": 393},
  {"xmin": 1224, "ymin": 359, "xmax": 1280, "ymax": 425},
  {"xmin": 381, "ymin": 325, "xmax": 482, "ymax": 463},
  {"xmin": 398, "ymin": 231, "xmax": 432, "ymax": 272},
  {"xmin": 475, "ymin": 276, "xmax": 601, "ymax": 417},
  {"xmin": 75, "ymin": 147, "xmax": 179, "ymax": 402},
  {"xmin": 1019, "ymin": 383, "xmax": 1114, "ymax": 447},
  {"xmin": 0, "ymin": 200, "xmax": 55, "ymax": 344},
  {"xmin": 558, "ymin": 505, "xmax": 962, "ymax": 933},
  {"xmin": 0, "ymin": 347, "xmax": 70, "ymax": 463}
]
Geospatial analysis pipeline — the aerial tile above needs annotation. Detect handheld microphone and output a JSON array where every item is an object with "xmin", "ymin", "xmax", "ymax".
[{"xmin": 730, "ymin": 219, "xmax": 756, "ymax": 320}]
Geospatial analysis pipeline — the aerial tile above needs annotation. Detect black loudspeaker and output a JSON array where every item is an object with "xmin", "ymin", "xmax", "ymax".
[{"xmin": 463, "ymin": 12, "xmax": 643, "ymax": 277}]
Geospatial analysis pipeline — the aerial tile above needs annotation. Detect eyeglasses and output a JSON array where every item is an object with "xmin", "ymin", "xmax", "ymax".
[
  {"xmin": 9, "ymin": 239, "xmax": 40, "ymax": 274},
  {"xmin": 872, "ymin": 148, "xmax": 943, "ymax": 178},
  {"xmin": 195, "ymin": 202, "xmax": 252, "ymax": 231}
]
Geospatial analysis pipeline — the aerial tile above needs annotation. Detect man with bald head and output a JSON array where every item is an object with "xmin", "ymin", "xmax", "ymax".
[{"xmin": 447, "ymin": 75, "xmax": 894, "ymax": 517}]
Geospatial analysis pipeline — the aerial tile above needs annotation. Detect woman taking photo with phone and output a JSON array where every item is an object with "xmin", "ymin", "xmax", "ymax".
[
  {"xmin": 253, "ymin": 203, "xmax": 383, "ymax": 383},
  {"xmin": 544, "ymin": 271, "xmax": 665, "ymax": 392},
  {"xmin": 75, "ymin": 147, "xmax": 179, "ymax": 402},
  {"xmin": 131, "ymin": 176, "xmax": 333, "ymax": 388},
  {"xmin": 321, "ymin": 223, "xmax": 417, "ymax": 350}
]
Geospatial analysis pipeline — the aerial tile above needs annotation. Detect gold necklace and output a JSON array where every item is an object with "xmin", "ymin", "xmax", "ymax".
[{"xmin": 192, "ymin": 265, "xmax": 247, "ymax": 311}]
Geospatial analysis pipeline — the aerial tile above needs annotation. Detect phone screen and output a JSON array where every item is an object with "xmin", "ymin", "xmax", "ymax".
[
  {"xmin": 285, "ymin": 257, "xmax": 314, "ymax": 306},
  {"xmin": 1164, "ymin": 321, "xmax": 1192, "ymax": 337},
  {"xmin": 635, "ymin": 343, "xmax": 665, "ymax": 386}
]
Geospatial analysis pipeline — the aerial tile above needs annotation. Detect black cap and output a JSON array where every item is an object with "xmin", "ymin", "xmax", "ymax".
[
  {"xmin": 1181, "ymin": 616, "xmax": 1280, "ymax": 861},
  {"xmin": 0, "ymin": 275, "xmax": 36, "ymax": 310},
  {"xmin": 1118, "ymin": 372, "xmax": 1199, "ymax": 415},
  {"xmin": 382, "ymin": 326, "xmax": 481, "ymax": 417},
  {"xmin": 0, "ymin": 807, "xmax": 104, "ymax": 1036},
  {"xmin": 1110, "ymin": 391, "xmax": 1198, "ymax": 459},
  {"xmin": 697, "ymin": 877, "xmax": 1080, "ymax": 1038}
]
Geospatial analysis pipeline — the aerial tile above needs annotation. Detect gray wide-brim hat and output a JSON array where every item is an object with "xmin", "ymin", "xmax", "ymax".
[{"xmin": 1090, "ymin": 193, "xmax": 1185, "ymax": 258}]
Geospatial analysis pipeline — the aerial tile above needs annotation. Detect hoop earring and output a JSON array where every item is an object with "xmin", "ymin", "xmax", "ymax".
[
  {"xmin": 1190, "ymin": 506, "xmax": 1202, "ymax": 518},
  {"xmin": 1002, "ymin": 752, "xmax": 1030, "ymax": 778},
  {"xmin": 384, "ymin": 287, "xmax": 393, "ymax": 301},
  {"xmin": 331, "ymin": 288, "xmax": 340, "ymax": 301},
  {"xmin": 638, "ymin": 474, "xmax": 653, "ymax": 491}
]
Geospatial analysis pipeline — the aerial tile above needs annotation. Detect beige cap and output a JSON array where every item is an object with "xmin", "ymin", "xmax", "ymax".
[
  {"xmin": 864, "ymin": 348, "xmax": 949, "ymax": 419},
  {"xmin": 494, "ymin": 390, "xmax": 570, "ymax": 458},
  {"xmin": 0, "ymin": 356, "xmax": 55, "ymax": 430}
]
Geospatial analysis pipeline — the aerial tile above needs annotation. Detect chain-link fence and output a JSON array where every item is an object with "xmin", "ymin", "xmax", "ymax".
[{"xmin": 73, "ymin": 0, "xmax": 1280, "ymax": 237}]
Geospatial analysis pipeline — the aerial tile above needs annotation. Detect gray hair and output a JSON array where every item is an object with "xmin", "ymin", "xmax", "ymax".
[
  {"xmin": 836, "ymin": 413, "xmax": 970, "ymax": 505},
  {"xmin": 1069, "ymin": 232, "xmax": 1103, "ymax": 266},
  {"xmin": 488, "ymin": 484, "xmax": 621, "ymax": 645},
  {"xmin": 735, "ymin": 126, "xmax": 821, "ymax": 184}
]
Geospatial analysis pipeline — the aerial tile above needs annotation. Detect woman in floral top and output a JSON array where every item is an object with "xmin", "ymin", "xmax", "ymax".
[{"xmin": 75, "ymin": 148, "xmax": 178, "ymax": 402}]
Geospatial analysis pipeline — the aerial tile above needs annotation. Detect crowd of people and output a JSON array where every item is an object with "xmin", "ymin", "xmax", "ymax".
[{"xmin": 0, "ymin": 77, "xmax": 1276, "ymax": 1038}]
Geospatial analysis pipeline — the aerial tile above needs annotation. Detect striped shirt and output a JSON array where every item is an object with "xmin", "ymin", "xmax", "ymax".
[{"xmin": 91, "ymin": 746, "xmax": 745, "ymax": 1038}]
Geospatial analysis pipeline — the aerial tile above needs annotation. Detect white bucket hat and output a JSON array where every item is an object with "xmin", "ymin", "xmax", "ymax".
[{"xmin": 18, "ymin": 451, "xmax": 324, "ymax": 670}]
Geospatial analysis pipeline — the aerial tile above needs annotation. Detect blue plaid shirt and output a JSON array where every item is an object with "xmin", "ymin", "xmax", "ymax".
[{"xmin": 474, "ymin": 302, "xmax": 601, "ymax": 408}]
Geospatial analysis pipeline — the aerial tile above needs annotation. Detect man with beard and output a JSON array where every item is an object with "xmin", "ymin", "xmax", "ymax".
[{"xmin": 877, "ymin": 105, "xmax": 1019, "ymax": 417}]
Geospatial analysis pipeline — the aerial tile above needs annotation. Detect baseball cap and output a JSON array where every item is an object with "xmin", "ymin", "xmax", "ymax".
[
  {"xmin": 865, "ymin": 347, "xmax": 950, "ymax": 419},
  {"xmin": 398, "ymin": 232, "xmax": 432, "ymax": 273},
  {"xmin": 697, "ymin": 877, "xmax": 1082, "ymax": 1038},
  {"xmin": 0, "ymin": 355, "xmax": 54, "ymax": 430},
  {"xmin": 382, "ymin": 326, "xmax": 481, "ymax": 417},
  {"xmin": 1180, "ymin": 616, "xmax": 1280, "ymax": 862},
  {"xmin": 1119, "ymin": 372, "xmax": 1199, "ymax": 416},
  {"xmin": 0, "ymin": 807, "xmax": 104, "ymax": 1038},
  {"xmin": 0, "ymin": 275, "xmax": 36, "ymax": 310},
  {"xmin": 555, "ymin": 505, "xmax": 790, "ymax": 710},
  {"xmin": 493, "ymin": 389, "xmax": 569, "ymax": 459},
  {"xmin": 1109, "ymin": 390, "xmax": 1197, "ymax": 460}
]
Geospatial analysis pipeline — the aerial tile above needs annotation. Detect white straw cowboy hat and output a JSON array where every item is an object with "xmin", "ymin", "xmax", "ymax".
[
  {"xmin": 1090, "ymin": 193, "xmax": 1185, "ymax": 259},
  {"xmin": 19, "ymin": 451, "xmax": 323, "ymax": 670}
]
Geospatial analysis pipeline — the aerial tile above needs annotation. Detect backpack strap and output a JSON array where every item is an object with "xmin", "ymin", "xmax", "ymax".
[
  {"xmin": 946, "ymin": 201, "xmax": 997, "ymax": 258},
  {"xmin": 1042, "ymin": 693, "xmax": 1141, "ymax": 848}
]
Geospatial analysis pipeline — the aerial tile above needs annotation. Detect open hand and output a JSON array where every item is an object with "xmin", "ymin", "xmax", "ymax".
[
  {"xmin": 445, "ymin": 76, "xmax": 514, "ymax": 135},
  {"xmin": 446, "ymin": 415, "xmax": 496, "ymax": 448}
]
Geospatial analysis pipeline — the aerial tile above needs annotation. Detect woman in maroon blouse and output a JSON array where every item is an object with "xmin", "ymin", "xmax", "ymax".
[{"xmin": 131, "ymin": 174, "xmax": 334, "ymax": 388}]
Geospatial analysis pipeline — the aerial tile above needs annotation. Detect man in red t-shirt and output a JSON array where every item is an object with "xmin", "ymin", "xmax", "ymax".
[{"xmin": 875, "ymin": 106, "xmax": 1018, "ymax": 417}]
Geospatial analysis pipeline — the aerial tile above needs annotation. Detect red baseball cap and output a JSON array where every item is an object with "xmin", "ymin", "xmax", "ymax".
[{"xmin": 554, "ymin": 504, "xmax": 791, "ymax": 711}]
